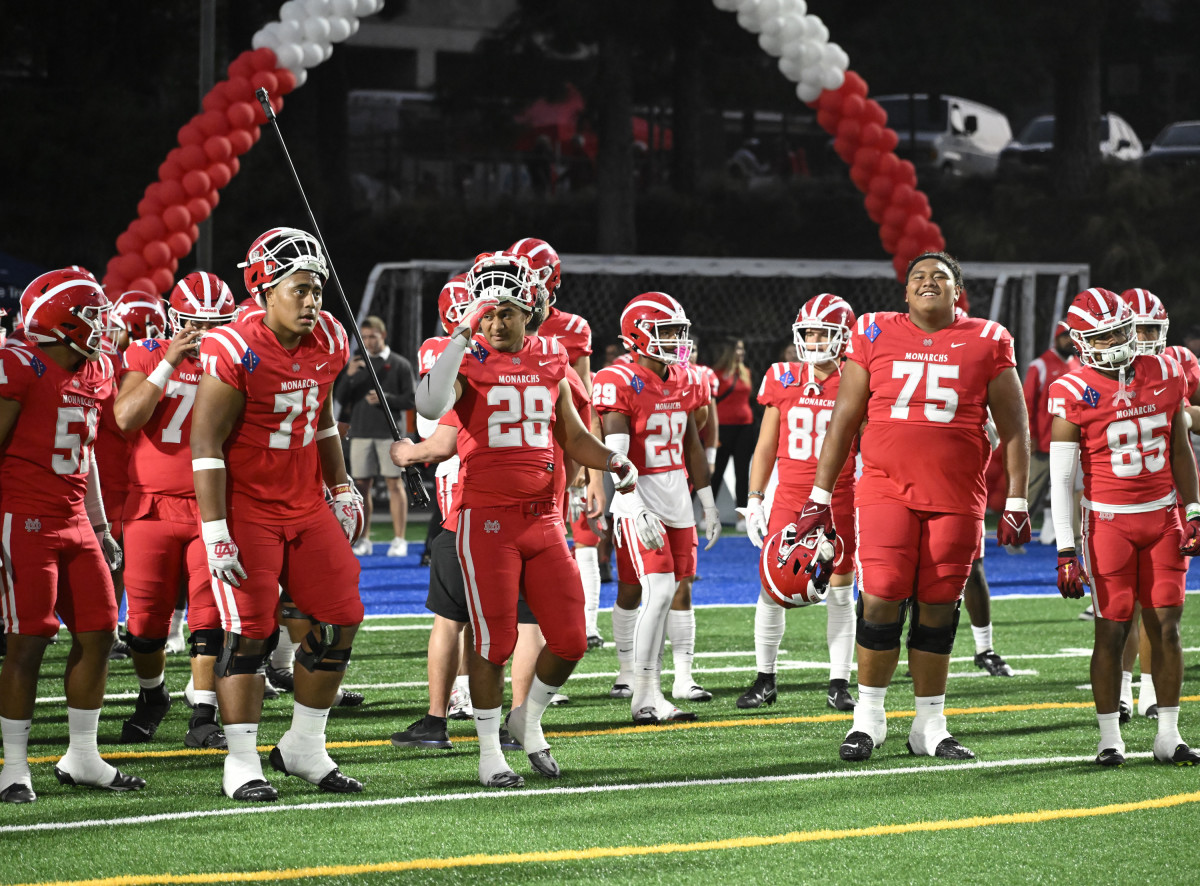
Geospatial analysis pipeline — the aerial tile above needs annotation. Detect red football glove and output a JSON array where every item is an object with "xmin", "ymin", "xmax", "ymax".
[
  {"xmin": 1182, "ymin": 517, "xmax": 1200, "ymax": 556},
  {"xmin": 1056, "ymin": 549, "xmax": 1090, "ymax": 599},
  {"xmin": 997, "ymin": 506, "xmax": 1032, "ymax": 547},
  {"xmin": 452, "ymin": 295, "xmax": 500, "ymax": 341},
  {"xmin": 793, "ymin": 496, "xmax": 834, "ymax": 540}
]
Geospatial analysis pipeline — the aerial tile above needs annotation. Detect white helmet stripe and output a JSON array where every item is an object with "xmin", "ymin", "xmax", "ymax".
[{"xmin": 25, "ymin": 279, "xmax": 104, "ymax": 330}]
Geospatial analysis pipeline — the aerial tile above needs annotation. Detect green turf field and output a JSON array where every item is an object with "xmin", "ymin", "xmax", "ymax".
[{"xmin": 5, "ymin": 596, "xmax": 1200, "ymax": 886}]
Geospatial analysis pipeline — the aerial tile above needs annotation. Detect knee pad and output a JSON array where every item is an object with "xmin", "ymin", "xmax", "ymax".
[
  {"xmin": 295, "ymin": 623, "xmax": 347, "ymax": 672},
  {"xmin": 855, "ymin": 596, "xmax": 907, "ymax": 652},
  {"xmin": 188, "ymin": 628, "xmax": 224, "ymax": 658},
  {"xmin": 213, "ymin": 632, "xmax": 272, "ymax": 677},
  {"xmin": 125, "ymin": 633, "xmax": 167, "ymax": 655},
  {"xmin": 906, "ymin": 600, "xmax": 962, "ymax": 655},
  {"xmin": 279, "ymin": 604, "xmax": 309, "ymax": 622}
]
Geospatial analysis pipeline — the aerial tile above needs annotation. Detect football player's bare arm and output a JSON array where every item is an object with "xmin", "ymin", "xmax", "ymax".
[
  {"xmin": 390, "ymin": 423, "xmax": 458, "ymax": 467},
  {"xmin": 748, "ymin": 405, "xmax": 781, "ymax": 496},
  {"xmin": 191, "ymin": 374, "xmax": 244, "ymax": 523},
  {"xmin": 1186, "ymin": 404, "xmax": 1200, "ymax": 432},
  {"xmin": 681, "ymin": 412, "xmax": 711, "ymax": 489},
  {"xmin": 0, "ymin": 396, "xmax": 22, "ymax": 447},
  {"xmin": 555, "ymin": 379, "xmax": 619, "ymax": 472},
  {"xmin": 113, "ymin": 371, "xmax": 160, "ymax": 432},
  {"xmin": 585, "ymin": 467, "xmax": 606, "ymax": 517},
  {"xmin": 812, "ymin": 359, "xmax": 869, "ymax": 494},
  {"xmin": 600, "ymin": 410, "xmax": 631, "ymax": 440},
  {"xmin": 1169, "ymin": 405, "xmax": 1200, "ymax": 504},
  {"xmin": 316, "ymin": 396, "xmax": 351, "ymax": 490},
  {"xmin": 988, "ymin": 367, "xmax": 1031, "ymax": 498}
]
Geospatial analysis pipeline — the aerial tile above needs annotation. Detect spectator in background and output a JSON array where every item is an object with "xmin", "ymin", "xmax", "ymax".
[
  {"xmin": 334, "ymin": 316, "xmax": 416, "ymax": 557},
  {"xmin": 710, "ymin": 337, "xmax": 757, "ymax": 529},
  {"xmin": 526, "ymin": 134, "xmax": 555, "ymax": 199},
  {"xmin": 1023, "ymin": 321, "xmax": 1078, "ymax": 545},
  {"xmin": 727, "ymin": 138, "xmax": 769, "ymax": 183}
]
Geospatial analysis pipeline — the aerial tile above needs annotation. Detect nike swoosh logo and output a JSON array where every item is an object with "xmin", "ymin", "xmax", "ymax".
[
  {"xmin": 1154, "ymin": 387, "xmax": 1167, "ymax": 395},
  {"xmin": 316, "ymin": 362, "xmax": 329, "ymax": 371},
  {"xmin": 539, "ymin": 359, "xmax": 554, "ymax": 366},
  {"xmin": 950, "ymin": 342, "xmax": 966, "ymax": 348}
]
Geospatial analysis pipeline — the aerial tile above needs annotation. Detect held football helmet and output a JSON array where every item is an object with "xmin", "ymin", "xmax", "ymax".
[
  {"xmin": 793, "ymin": 293, "xmax": 855, "ymax": 364},
  {"xmin": 619, "ymin": 291, "xmax": 692, "ymax": 365},
  {"xmin": 759, "ymin": 524, "xmax": 840, "ymax": 609},
  {"xmin": 464, "ymin": 252, "xmax": 540, "ymax": 315},
  {"xmin": 1118, "ymin": 288, "xmax": 1168, "ymax": 356},
  {"xmin": 507, "ymin": 237, "xmax": 562, "ymax": 305},
  {"xmin": 437, "ymin": 272, "xmax": 472, "ymax": 335},
  {"xmin": 21, "ymin": 268, "xmax": 110, "ymax": 358},
  {"xmin": 169, "ymin": 271, "xmax": 237, "ymax": 333},
  {"xmin": 107, "ymin": 291, "xmax": 170, "ymax": 350},
  {"xmin": 1065, "ymin": 288, "xmax": 1136, "ymax": 371},
  {"xmin": 238, "ymin": 227, "xmax": 328, "ymax": 299}
]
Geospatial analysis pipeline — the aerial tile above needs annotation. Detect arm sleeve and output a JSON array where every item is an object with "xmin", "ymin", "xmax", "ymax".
[
  {"xmin": 84, "ymin": 455, "xmax": 108, "ymax": 527},
  {"xmin": 1049, "ymin": 441, "xmax": 1079, "ymax": 552},
  {"xmin": 416, "ymin": 337, "xmax": 466, "ymax": 420}
]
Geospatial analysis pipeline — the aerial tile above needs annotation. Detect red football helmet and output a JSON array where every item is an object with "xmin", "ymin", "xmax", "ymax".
[
  {"xmin": 759, "ymin": 524, "xmax": 840, "ymax": 609},
  {"xmin": 1119, "ymin": 288, "xmax": 1168, "ymax": 356},
  {"xmin": 464, "ymin": 252, "xmax": 540, "ymax": 314},
  {"xmin": 1065, "ymin": 288, "xmax": 1136, "ymax": 371},
  {"xmin": 793, "ymin": 293, "xmax": 855, "ymax": 364},
  {"xmin": 507, "ymin": 237, "xmax": 561, "ymax": 305},
  {"xmin": 238, "ymin": 227, "xmax": 328, "ymax": 299},
  {"xmin": 169, "ymin": 271, "xmax": 237, "ymax": 333},
  {"xmin": 21, "ymin": 268, "xmax": 110, "ymax": 358},
  {"xmin": 107, "ymin": 291, "xmax": 170, "ymax": 350},
  {"xmin": 437, "ymin": 272, "xmax": 472, "ymax": 335},
  {"xmin": 619, "ymin": 291, "xmax": 691, "ymax": 365}
]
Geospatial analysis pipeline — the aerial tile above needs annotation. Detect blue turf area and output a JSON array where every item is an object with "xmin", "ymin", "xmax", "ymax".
[{"xmin": 356, "ymin": 533, "xmax": 1200, "ymax": 617}]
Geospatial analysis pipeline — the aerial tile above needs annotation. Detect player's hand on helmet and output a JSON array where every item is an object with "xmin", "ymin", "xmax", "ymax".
[
  {"xmin": 165, "ymin": 327, "xmax": 205, "ymax": 365},
  {"xmin": 997, "ymin": 498, "xmax": 1032, "ymax": 547},
  {"xmin": 1181, "ymin": 511, "xmax": 1200, "ymax": 556},
  {"xmin": 94, "ymin": 523, "xmax": 123, "ymax": 573},
  {"xmin": 1056, "ymin": 549, "xmax": 1089, "ymax": 599},
  {"xmin": 330, "ymin": 482, "xmax": 366, "ymax": 544},
  {"xmin": 608, "ymin": 452, "xmax": 638, "ymax": 492},
  {"xmin": 202, "ymin": 520, "xmax": 247, "ymax": 588},
  {"xmin": 452, "ymin": 295, "xmax": 500, "ymax": 343},
  {"xmin": 736, "ymin": 497, "xmax": 768, "ymax": 549},
  {"xmin": 567, "ymin": 484, "xmax": 587, "ymax": 523},
  {"xmin": 793, "ymin": 493, "xmax": 834, "ymax": 540}
]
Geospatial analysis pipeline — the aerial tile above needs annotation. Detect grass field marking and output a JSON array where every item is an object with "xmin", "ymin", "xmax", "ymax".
[
  {"xmin": 13, "ymin": 776, "xmax": 1197, "ymax": 885},
  {"xmin": 0, "ymin": 752, "xmax": 1156, "ymax": 838},
  {"xmin": 357, "ymin": 624, "xmax": 439, "ymax": 632}
]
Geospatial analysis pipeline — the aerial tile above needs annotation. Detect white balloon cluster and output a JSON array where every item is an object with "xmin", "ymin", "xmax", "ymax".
[
  {"xmin": 251, "ymin": 0, "xmax": 384, "ymax": 88},
  {"xmin": 712, "ymin": 0, "xmax": 849, "ymax": 103}
]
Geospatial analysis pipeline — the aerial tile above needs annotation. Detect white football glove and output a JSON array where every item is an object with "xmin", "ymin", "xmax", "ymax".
[
  {"xmin": 735, "ymin": 498, "xmax": 768, "ymax": 549},
  {"xmin": 608, "ymin": 452, "xmax": 638, "ymax": 492},
  {"xmin": 201, "ymin": 519, "xmax": 247, "ymax": 588},
  {"xmin": 94, "ymin": 523, "xmax": 123, "ymax": 572},
  {"xmin": 567, "ymin": 485, "xmax": 587, "ymax": 523},
  {"xmin": 697, "ymin": 486, "xmax": 722, "ymax": 551},
  {"xmin": 613, "ymin": 494, "xmax": 665, "ymax": 551},
  {"xmin": 330, "ymin": 482, "xmax": 366, "ymax": 543}
]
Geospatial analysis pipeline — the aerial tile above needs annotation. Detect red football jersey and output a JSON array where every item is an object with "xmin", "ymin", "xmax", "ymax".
[
  {"xmin": 538, "ymin": 306, "xmax": 592, "ymax": 363},
  {"xmin": 1050, "ymin": 354, "xmax": 1186, "ymax": 511},
  {"xmin": 94, "ymin": 361, "xmax": 130, "ymax": 508},
  {"xmin": 1024, "ymin": 348, "xmax": 1079, "ymax": 453},
  {"xmin": 417, "ymin": 335, "xmax": 450, "ymax": 378},
  {"xmin": 0, "ymin": 343, "xmax": 115, "ymax": 517},
  {"xmin": 692, "ymin": 363, "xmax": 718, "ymax": 403},
  {"xmin": 199, "ymin": 311, "xmax": 349, "ymax": 523},
  {"xmin": 845, "ymin": 312, "xmax": 1016, "ymax": 517},
  {"xmin": 453, "ymin": 334, "xmax": 569, "ymax": 509},
  {"xmin": 757, "ymin": 361, "xmax": 856, "ymax": 496},
  {"xmin": 1165, "ymin": 345, "xmax": 1200, "ymax": 401},
  {"xmin": 123, "ymin": 338, "xmax": 204, "ymax": 498}
]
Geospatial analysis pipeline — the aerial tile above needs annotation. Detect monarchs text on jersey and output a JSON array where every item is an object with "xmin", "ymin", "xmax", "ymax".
[
  {"xmin": 845, "ymin": 311, "xmax": 1015, "ymax": 517},
  {"xmin": 199, "ymin": 311, "xmax": 348, "ymax": 522}
]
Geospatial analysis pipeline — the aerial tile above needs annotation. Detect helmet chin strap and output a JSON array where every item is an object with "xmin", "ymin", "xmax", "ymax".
[{"xmin": 803, "ymin": 362, "xmax": 822, "ymax": 397}]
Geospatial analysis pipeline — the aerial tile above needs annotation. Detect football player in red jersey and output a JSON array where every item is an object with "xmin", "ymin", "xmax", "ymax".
[
  {"xmin": 1049, "ymin": 288, "xmax": 1200, "ymax": 766},
  {"xmin": 736, "ymin": 294, "xmax": 859, "ymax": 712},
  {"xmin": 507, "ymin": 238, "xmax": 593, "ymax": 390},
  {"xmin": 796, "ymin": 252, "xmax": 1031, "ymax": 762},
  {"xmin": 593, "ymin": 292, "xmax": 721, "ymax": 723},
  {"xmin": 113, "ymin": 272, "xmax": 236, "ymax": 750},
  {"xmin": 416, "ymin": 253, "xmax": 641, "ymax": 787},
  {"xmin": 1024, "ymin": 320, "xmax": 1079, "ymax": 546},
  {"xmin": 191, "ymin": 228, "xmax": 365, "ymax": 801},
  {"xmin": 0, "ymin": 269, "xmax": 144, "ymax": 803}
]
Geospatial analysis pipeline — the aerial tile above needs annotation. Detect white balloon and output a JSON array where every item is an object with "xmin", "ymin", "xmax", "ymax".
[
  {"xmin": 736, "ymin": 5, "xmax": 763, "ymax": 33},
  {"xmin": 800, "ymin": 62, "xmax": 824, "ymax": 87},
  {"xmin": 781, "ymin": 39, "xmax": 805, "ymax": 61},
  {"xmin": 320, "ymin": 41, "xmax": 334, "ymax": 61},
  {"xmin": 796, "ymin": 81, "xmax": 823, "ymax": 103},
  {"xmin": 303, "ymin": 16, "xmax": 332, "ymax": 42},
  {"xmin": 820, "ymin": 65, "xmax": 845, "ymax": 91},
  {"xmin": 778, "ymin": 13, "xmax": 805, "ymax": 41},
  {"xmin": 300, "ymin": 42, "xmax": 324, "ymax": 67},
  {"xmin": 712, "ymin": 0, "xmax": 741, "ymax": 10},
  {"xmin": 304, "ymin": 0, "xmax": 332, "ymax": 15},
  {"xmin": 348, "ymin": 16, "xmax": 360, "ymax": 35},
  {"xmin": 806, "ymin": 15, "xmax": 829, "ymax": 43},
  {"xmin": 331, "ymin": 0, "xmax": 357, "ymax": 15},
  {"xmin": 251, "ymin": 29, "xmax": 280, "ymax": 50},
  {"xmin": 825, "ymin": 42, "xmax": 850, "ymax": 70},
  {"xmin": 791, "ymin": 0, "xmax": 807, "ymax": 15},
  {"xmin": 760, "ymin": 15, "xmax": 785, "ymax": 36},
  {"xmin": 354, "ymin": 0, "xmax": 379, "ymax": 14},
  {"xmin": 777, "ymin": 56, "xmax": 803, "ymax": 82},
  {"xmin": 277, "ymin": 20, "xmax": 304, "ymax": 43},
  {"xmin": 275, "ymin": 43, "xmax": 304, "ymax": 69},
  {"xmin": 756, "ymin": 0, "xmax": 782, "ymax": 21},
  {"xmin": 280, "ymin": 0, "xmax": 308, "ymax": 23},
  {"xmin": 292, "ymin": 67, "xmax": 308, "ymax": 88},
  {"xmin": 732, "ymin": 0, "xmax": 760, "ymax": 8},
  {"xmin": 758, "ymin": 31, "xmax": 784, "ymax": 57},
  {"xmin": 794, "ymin": 39, "xmax": 821, "ymax": 67},
  {"xmin": 327, "ymin": 16, "xmax": 353, "ymax": 42}
]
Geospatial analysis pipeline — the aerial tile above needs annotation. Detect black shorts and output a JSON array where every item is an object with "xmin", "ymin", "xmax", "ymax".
[{"xmin": 425, "ymin": 530, "xmax": 536, "ymax": 625}]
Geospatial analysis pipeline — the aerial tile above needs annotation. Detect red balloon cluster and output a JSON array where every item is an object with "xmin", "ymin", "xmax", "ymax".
[
  {"xmin": 807, "ymin": 71, "xmax": 945, "ymax": 281},
  {"xmin": 103, "ymin": 48, "xmax": 298, "ymax": 296}
]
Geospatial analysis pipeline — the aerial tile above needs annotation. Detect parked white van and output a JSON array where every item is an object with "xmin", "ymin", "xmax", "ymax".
[{"xmin": 875, "ymin": 94, "xmax": 1013, "ymax": 177}]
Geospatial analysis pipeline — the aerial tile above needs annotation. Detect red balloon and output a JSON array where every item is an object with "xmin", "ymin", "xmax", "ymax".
[
  {"xmin": 117, "ymin": 253, "xmax": 148, "ymax": 280},
  {"xmin": 160, "ymin": 179, "xmax": 187, "ymax": 206},
  {"xmin": 909, "ymin": 191, "xmax": 932, "ymax": 219},
  {"xmin": 187, "ymin": 197, "xmax": 212, "ymax": 224},
  {"xmin": 880, "ymin": 228, "xmax": 901, "ymax": 254},
  {"xmin": 842, "ymin": 95, "xmax": 865, "ymax": 121},
  {"xmin": 891, "ymin": 183, "xmax": 916, "ymax": 210},
  {"xmin": 228, "ymin": 52, "xmax": 256, "ymax": 82},
  {"xmin": 903, "ymin": 213, "xmax": 928, "ymax": 238},
  {"xmin": 163, "ymin": 204, "xmax": 192, "ymax": 232},
  {"xmin": 226, "ymin": 101, "xmax": 256, "ymax": 130},
  {"xmin": 206, "ymin": 189, "xmax": 220, "ymax": 209},
  {"xmin": 167, "ymin": 231, "xmax": 193, "ymax": 260},
  {"xmin": 188, "ymin": 223, "xmax": 200, "ymax": 242},
  {"xmin": 183, "ymin": 169, "xmax": 212, "ymax": 198},
  {"xmin": 129, "ymin": 276, "xmax": 157, "ymax": 296},
  {"xmin": 143, "ymin": 240, "xmax": 172, "ymax": 269},
  {"xmin": 115, "ymin": 230, "xmax": 143, "ymax": 255},
  {"xmin": 877, "ymin": 128, "xmax": 900, "ymax": 153},
  {"xmin": 251, "ymin": 71, "xmax": 279, "ymax": 97},
  {"xmin": 207, "ymin": 162, "xmax": 232, "ymax": 189},
  {"xmin": 178, "ymin": 121, "xmax": 205, "ymax": 147},
  {"xmin": 151, "ymin": 268, "xmax": 174, "ymax": 295},
  {"xmin": 876, "ymin": 153, "xmax": 900, "ymax": 180},
  {"xmin": 863, "ymin": 193, "xmax": 887, "ymax": 224},
  {"xmin": 839, "ymin": 70, "xmax": 869, "ymax": 98},
  {"xmin": 204, "ymin": 135, "xmax": 233, "ymax": 163},
  {"xmin": 896, "ymin": 236, "xmax": 921, "ymax": 260},
  {"xmin": 892, "ymin": 254, "xmax": 909, "ymax": 280},
  {"xmin": 138, "ymin": 214, "xmax": 167, "ymax": 241},
  {"xmin": 862, "ymin": 101, "xmax": 887, "ymax": 128},
  {"xmin": 893, "ymin": 159, "xmax": 918, "ymax": 187},
  {"xmin": 228, "ymin": 128, "xmax": 254, "ymax": 155},
  {"xmin": 853, "ymin": 146, "xmax": 882, "ymax": 174},
  {"xmin": 868, "ymin": 174, "xmax": 895, "ymax": 199},
  {"xmin": 179, "ymin": 144, "xmax": 208, "ymax": 171},
  {"xmin": 883, "ymin": 205, "xmax": 909, "ymax": 228},
  {"xmin": 250, "ymin": 47, "xmax": 277, "ymax": 72},
  {"xmin": 202, "ymin": 89, "xmax": 230, "ymax": 113},
  {"xmin": 275, "ymin": 68, "xmax": 297, "ymax": 95},
  {"xmin": 859, "ymin": 122, "xmax": 884, "ymax": 147},
  {"xmin": 224, "ymin": 77, "xmax": 254, "ymax": 102},
  {"xmin": 816, "ymin": 108, "xmax": 840, "ymax": 134},
  {"xmin": 834, "ymin": 140, "xmax": 857, "ymax": 165},
  {"xmin": 249, "ymin": 125, "xmax": 261, "ymax": 146},
  {"xmin": 158, "ymin": 158, "xmax": 184, "ymax": 181},
  {"xmin": 227, "ymin": 156, "xmax": 240, "ymax": 177},
  {"xmin": 137, "ymin": 195, "xmax": 164, "ymax": 218},
  {"xmin": 837, "ymin": 118, "xmax": 862, "ymax": 145},
  {"xmin": 817, "ymin": 90, "xmax": 844, "ymax": 115},
  {"xmin": 102, "ymin": 272, "xmax": 127, "ymax": 293},
  {"xmin": 849, "ymin": 165, "xmax": 873, "ymax": 192},
  {"xmin": 198, "ymin": 111, "xmax": 230, "ymax": 138}
]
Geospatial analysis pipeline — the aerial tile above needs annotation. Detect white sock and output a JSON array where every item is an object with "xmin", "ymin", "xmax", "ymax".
[
  {"xmin": 667, "ymin": 609, "xmax": 696, "ymax": 689},
  {"xmin": 612, "ymin": 605, "xmax": 639, "ymax": 684},
  {"xmin": 475, "ymin": 706, "xmax": 509, "ymax": 781},
  {"xmin": 223, "ymin": 723, "xmax": 265, "ymax": 794},
  {"xmin": 193, "ymin": 689, "xmax": 218, "ymax": 709},
  {"xmin": 632, "ymin": 574, "xmax": 674, "ymax": 709},
  {"xmin": 971, "ymin": 624, "xmax": 993, "ymax": 656},
  {"xmin": 1156, "ymin": 705, "xmax": 1183, "ymax": 750},
  {"xmin": 281, "ymin": 701, "xmax": 329, "ymax": 757},
  {"xmin": 576, "ymin": 546, "xmax": 601, "ymax": 636},
  {"xmin": 910, "ymin": 693, "xmax": 951, "ymax": 754},
  {"xmin": 270, "ymin": 630, "xmax": 298, "ymax": 671},
  {"xmin": 1120, "ymin": 670, "xmax": 1134, "ymax": 709},
  {"xmin": 168, "ymin": 608, "xmax": 186, "ymax": 641},
  {"xmin": 825, "ymin": 583, "xmax": 855, "ymax": 682},
  {"xmin": 754, "ymin": 590, "xmax": 786, "ymax": 674},
  {"xmin": 513, "ymin": 676, "xmax": 557, "ymax": 753},
  {"xmin": 852, "ymin": 684, "xmax": 888, "ymax": 745},
  {"xmin": 1138, "ymin": 673, "xmax": 1158, "ymax": 714},
  {"xmin": 1097, "ymin": 710, "xmax": 1124, "ymax": 755},
  {"xmin": 59, "ymin": 707, "xmax": 117, "ymax": 784},
  {"xmin": 137, "ymin": 673, "xmax": 166, "ymax": 691},
  {"xmin": 0, "ymin": 717, "xmax": 32, "ymax": 790}
]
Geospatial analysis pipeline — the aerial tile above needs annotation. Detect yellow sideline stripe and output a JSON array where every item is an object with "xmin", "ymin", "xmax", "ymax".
[
  {"xmin": 16, "ymin": 790, "xmax": 1200, "ymax": 886},
  {"xmin": 17, "ymin": 694, "xmax": 1200, "ymax": 765}
]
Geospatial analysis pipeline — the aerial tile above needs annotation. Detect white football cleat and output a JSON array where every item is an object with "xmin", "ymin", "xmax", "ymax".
[{"xmin": 387, "ymin": 537, "xmax": 408, "ymax": 557}]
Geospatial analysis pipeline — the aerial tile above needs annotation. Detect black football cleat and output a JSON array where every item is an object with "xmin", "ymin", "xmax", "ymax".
[
  {"xmin": 499, "ymin": 725, "xmax": 523, "ymax": 751},
  {"xmin": 586, "ymin": 634, "xmax": 605, "ymax": 650},
  {"xmin": 737, "ymin": 673, "xmax": 777, "ymax": 709},
  {"xmin": 827, "ymin": 679, "xmax": 856, "ymax": 711},
  {"xmin": 483, "ymin": 769, "xmax": 524, "ymax": 788},
  {"xmin": 229, "ymin": 779, "xmax": 278, "ymax": 802},
  {"xmin": 839, "ymin": 731, "xmax": 875, "ymax": 762},
  {"xmin": 1118, "ymin": 701, "xmax": 1132, "ymax": 725},
  {"xmin": 1095, "ymin": 748, "xmax": 1126, "ymax": 767},
  {"xmin": 264, "ymin": 665, "xmax": 295, "ymax": 693},
  {"xmin": 268, "ymin": 747, "xmax": 362, "ymax": 793},
  {"xmin": 390, "ymin": 716, "xmax": 452, "ymax": 750},
  {"xmin": 974, "ymin": 650, "xmax": 1015, "ymax": 677},
  {"xmin": 609, "ymin": 683, "xmax": 633, "ymax": 699},
  {"xmin": 108, "ymin": 639, "xmax": 131, "ymax": 661},
  {"xmin": 1155, "ymin": 743, "xmax": 1200, "ymax": 766},
  {"xmin": 336, "ymin": 689, "xmax": 365, "ymax": 707},
  {"xmin": 1144, "ymin": 704, "xmax": 1159, "ymax": 720},
  {"xmin": 0, "ymin": 783, "xmax": 35, "ymax": 803},
  {"xmin": 121, "ymin": 686, "xmax": 173, "ymax": 744},
  {"xmin": 929, "ymin": 737, "xmax": 975, "ymax": 760},
  {"xmin": 527, "ymin": 749, "xmax": 561, "ymax": 778},
  {"xmin": 55, "ymin": 766, "xmax": 145, "ymax": 791},
  {"xmin": 185, "ymin": 717, "xmax": 228, "ymax": 750}
]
